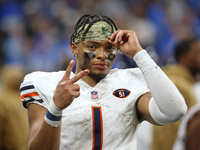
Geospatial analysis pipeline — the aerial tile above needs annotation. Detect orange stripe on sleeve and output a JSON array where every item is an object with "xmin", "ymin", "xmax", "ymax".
[{"xmin": 20, "ymin": 92, "xmax": 39, "ymax": 100}]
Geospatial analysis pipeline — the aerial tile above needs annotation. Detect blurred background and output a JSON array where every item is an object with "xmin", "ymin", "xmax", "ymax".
[
  {"xmin": 0, "ymin": 0, "xmax": 200, "ymax": 149},
  {"xmin": 0, "ymin": 0, "xmax": 200, "ymax": 73}
]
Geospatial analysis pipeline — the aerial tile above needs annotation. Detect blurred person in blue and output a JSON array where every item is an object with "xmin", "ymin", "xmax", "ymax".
[
  {"xmin": 151, "ymin": 38, "xmax": 200, "ymax": 150},
  {"xmin": 0, "ymin": 65, "xmax": 29, "ymax": 150},
  {"xmin": 20, "ymin": 14, "xmax": 187, "ymax": 150}
]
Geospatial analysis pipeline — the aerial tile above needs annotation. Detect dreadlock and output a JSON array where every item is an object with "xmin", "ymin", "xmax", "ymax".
[{"xmin": 70, "ymin": 14, "xmax": 118, "ymax": 44}]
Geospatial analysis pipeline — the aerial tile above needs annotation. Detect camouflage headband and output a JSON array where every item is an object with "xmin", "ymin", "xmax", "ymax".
[{"xmin": 74, "ymin": 21, "xmax": 116, "ymax": 43}]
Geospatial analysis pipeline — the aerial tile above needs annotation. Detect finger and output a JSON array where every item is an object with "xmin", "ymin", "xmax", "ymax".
[
  {"xmin": 73, "ymin": 91, "xmax": 80, "ymax": 98},
  {"xmin": 115, "ymin": 30, "xmax": 128, "ymax": 43},
  {"xmin": 61, "ymin": 60, "xmax": 75, "ymax": 81},
  {"xmin": 108, "ymin": 31, "xmax": 122, "ymax": 48},
  {"xmin": 69, "ymin": 69, "xmax": 89, "ymax": 84},
  {"xmin": 70, "ymin": 84, "xmax": 80, "ymax": 91},
  {"xmin": 109, "ymin": 30, "xmax": 120, "ymax": 41},
  {"xmin": 110, "ymin": 30, "xmax": 127, "ymax": 45},
  {"xmin": 109, "ymin": 40, "xmax": 121, "ymax": 50}
]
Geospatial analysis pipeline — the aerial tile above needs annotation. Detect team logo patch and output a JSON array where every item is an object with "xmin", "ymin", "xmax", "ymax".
[
  {"xmin": 113, "ymin": 89, "xmax": 131, "ymax": 98},
  {"xmin": 91, "ymin": 91, "xmax": 98, "ymax": 99}
]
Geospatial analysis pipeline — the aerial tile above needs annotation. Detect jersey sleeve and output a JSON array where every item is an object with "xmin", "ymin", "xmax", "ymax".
[{"xmin": 20, "ymin": 73, "xmax": 49, "ymax": 109}]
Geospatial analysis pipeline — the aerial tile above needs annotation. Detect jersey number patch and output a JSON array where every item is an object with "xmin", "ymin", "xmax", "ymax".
[
  {"xmin": 91, "ymin": 106, "xmax": 103, "ymax": 150},
  {"xmin": 113, "ymin": 88, "xmax": 131, "ymax": 98}
]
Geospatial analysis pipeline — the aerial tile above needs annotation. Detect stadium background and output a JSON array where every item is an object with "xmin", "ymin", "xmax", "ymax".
[
  {"xmin": 0, "ymin": 0, "xmax": 200, "ymax": 73},
  {"xmin": 0, "ymin": 0, "xmax": 200, "ymax": 149}
]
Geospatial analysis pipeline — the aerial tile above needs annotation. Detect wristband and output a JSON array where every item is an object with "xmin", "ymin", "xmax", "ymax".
[{"xmin": 44, "ymin": 99, "xmax": 63, "ymax": 127}]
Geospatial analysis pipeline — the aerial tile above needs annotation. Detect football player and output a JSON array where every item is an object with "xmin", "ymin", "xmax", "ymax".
[{"xmin": 20, "ymin": 14, "xmax": 187, "ymax": 150}]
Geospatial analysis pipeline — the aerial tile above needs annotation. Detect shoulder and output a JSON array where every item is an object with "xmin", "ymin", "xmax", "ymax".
[
  {"xmin": 23, "ymin": 71, "xmax": 65, "ymax": 84},
  {"xmin": 162, "ymin": 64, "xmax": 190, "ymax": 77},
  {"xmin": 21, "ymin": 70, "xmax": 68, "ymax": 89},
  {"xmin": 110, "ymin": 67, "xmax": 142, "ymax": 74},
  {"xmin": 20, "ymin": 70, "xmax": 67, "ymax": 108},
  {"xmin": 109, "ymin": 68, "xmax": 144, "ymax": 80},
  {"xmin": 106, "ymin": 68, "xmax": 148, "ymax": 91}
]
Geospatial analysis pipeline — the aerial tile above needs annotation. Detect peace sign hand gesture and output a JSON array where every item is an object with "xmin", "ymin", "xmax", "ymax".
[{"xmin": 53, "ymin": 60, "xmax": 89, "ymax": 109}]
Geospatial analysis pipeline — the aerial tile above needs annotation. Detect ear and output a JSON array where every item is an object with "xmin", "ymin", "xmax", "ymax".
[{"xmin": 70, "ymin": 43, "xmax": 78, "ymax": 56}]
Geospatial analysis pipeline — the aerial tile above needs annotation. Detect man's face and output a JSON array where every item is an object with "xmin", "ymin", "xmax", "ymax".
[
  {"xmin": 189, "ymin": 41, "xmax": 200, "ymax": 72},
  {"xmin": 75, "ymin": 40, "xmax": 117, "ymax": 80}
]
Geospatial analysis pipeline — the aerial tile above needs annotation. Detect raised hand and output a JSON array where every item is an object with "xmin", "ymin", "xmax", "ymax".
[
  {"xmin": 53, "ymin": 60, "xmax": 89, "ymax": 109},
  {"xmin": 108, "ymin": 30, "xmax": 143, "ymax": 57}
]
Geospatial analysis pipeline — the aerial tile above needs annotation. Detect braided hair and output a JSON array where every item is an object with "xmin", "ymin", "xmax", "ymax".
[{"xmin": 70, "ymin": 14, "xmax": 117, "ymax": 44}]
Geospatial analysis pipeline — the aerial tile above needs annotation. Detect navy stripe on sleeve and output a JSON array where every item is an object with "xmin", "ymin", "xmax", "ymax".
[
  {"xmin": 20, "ymin": 85, "xmax": 35, "ymax": 92},
  {"xmin": 22, "ymin": 98, "xmax": 44, "ymax": 108}
]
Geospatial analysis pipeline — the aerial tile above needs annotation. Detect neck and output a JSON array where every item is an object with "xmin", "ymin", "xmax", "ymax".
[
  {"xmin": 82, "ymin": 75, "xmax": 99, "ymax": 87},
  {"xmin": 75, "ymin": 70, "xmax": 106, "ymax": 87},
  {"xmin": 74, "ymin": 69, "xmax": 95, "ymax": 87},
  {"xmin": 75, "ymin": 60, "xmax": 107, "ymax": 87}
]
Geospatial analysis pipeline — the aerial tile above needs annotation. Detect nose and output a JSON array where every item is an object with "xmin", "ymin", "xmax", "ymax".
[{"xmin": 96, "ymin": 47, "xmax": 108, "ymax": 60}]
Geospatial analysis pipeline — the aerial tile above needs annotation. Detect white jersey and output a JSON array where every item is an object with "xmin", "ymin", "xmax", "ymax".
[{"xmin": 20, "ymin": 68, "xmax": 149, "ymax": 150}]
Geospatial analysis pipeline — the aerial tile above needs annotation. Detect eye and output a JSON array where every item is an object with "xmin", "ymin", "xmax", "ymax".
[
  {"xmin": 107, "ymin": 45, "xmax": 117, "ymax": 51},
  {"xmin": 88, "ymin": 45, "xmax": 96, "ymax": 50}
]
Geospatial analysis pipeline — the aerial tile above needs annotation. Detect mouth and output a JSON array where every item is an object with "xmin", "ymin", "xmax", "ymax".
[{"xmin": 94, "ymin": 62, "xmax": 108, "ymax": 70}]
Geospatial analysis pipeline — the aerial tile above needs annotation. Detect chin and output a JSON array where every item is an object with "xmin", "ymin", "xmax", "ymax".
[{"xmin": 88, "ymin": 72, "xmax": 107, "ymax": 82}]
